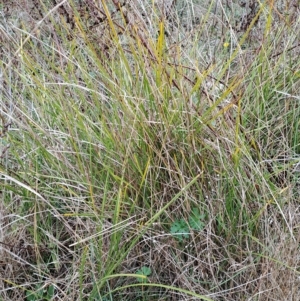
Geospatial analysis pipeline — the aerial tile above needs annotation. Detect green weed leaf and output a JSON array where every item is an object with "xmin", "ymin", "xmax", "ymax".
[
  {"xmin": 136, "ymin": 266, "xmax": 152, "ymax": 283},
  {"xmin": 188, "ymin": 208, "xmax": 205, "ymax": 231},
  {"xmin": 170, "ymin": 219, "xmax": 190, "ymax": 241}
]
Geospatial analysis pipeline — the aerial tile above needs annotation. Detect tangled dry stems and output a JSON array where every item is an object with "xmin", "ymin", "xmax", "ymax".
[{"xmin": 0, "ymin": 0, "xmax": 300, "ymax": 300}]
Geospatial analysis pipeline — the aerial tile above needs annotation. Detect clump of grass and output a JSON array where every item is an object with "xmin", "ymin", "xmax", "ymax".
[{"xmin": 0, "ymin": 0, "xmax": 299, "ymax": 300}]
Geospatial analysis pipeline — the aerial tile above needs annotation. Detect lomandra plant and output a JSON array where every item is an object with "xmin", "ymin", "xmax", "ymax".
[{"xmin": 0, "ymin": 0, "xmax": 299, "ymax": 300}]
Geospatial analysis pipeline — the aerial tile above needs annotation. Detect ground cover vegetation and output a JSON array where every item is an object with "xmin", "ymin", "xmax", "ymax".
[{"xmin": 0, "ymin": 0, "xmax": 299, "ymax": 300}]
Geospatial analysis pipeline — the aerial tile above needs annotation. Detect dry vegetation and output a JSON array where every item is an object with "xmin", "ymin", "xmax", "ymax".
[{"xmin": 0, "ymin": 0, "xmax": 300, "ymax": 300}]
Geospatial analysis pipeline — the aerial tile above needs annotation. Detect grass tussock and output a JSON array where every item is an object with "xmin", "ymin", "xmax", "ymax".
[{"xmin": 0, "ymin": 0, "xmax": 300, "ymax": 300}]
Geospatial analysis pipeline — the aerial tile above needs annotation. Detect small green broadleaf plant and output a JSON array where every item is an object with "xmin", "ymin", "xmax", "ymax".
[
  {"xmin": 170, "ymin": 218, "xmax": 190, "ymax": 242},
  {"xmin": 170, "ymin": 208, "xmax": 205, "ymax": 241},
  {"xmin": 188, "ymin": 207, "xmax": 205, "ymax": 230},
  {"xmin": 26, "ymin": 284, "xmax": 54, "ymax": 301},
  {"xmin": 135, "ymin": 266, "xmax": 152, "ymax": 283}
]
